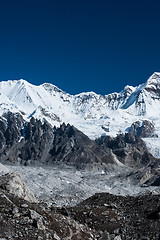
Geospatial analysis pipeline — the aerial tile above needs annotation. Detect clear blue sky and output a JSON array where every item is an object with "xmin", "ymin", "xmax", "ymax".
[{"xmin": 0, "ymin": 0, "xmax": 160, "ymax": 95}]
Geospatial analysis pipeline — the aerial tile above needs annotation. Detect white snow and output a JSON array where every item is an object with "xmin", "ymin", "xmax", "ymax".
[{"xmin": 143, "ymin": 137, "xmax": 160, "ymax": 158}]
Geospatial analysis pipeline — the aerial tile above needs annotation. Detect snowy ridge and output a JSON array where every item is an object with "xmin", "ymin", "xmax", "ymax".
[{"xmin": 0, "ymin": 73, "xmax": 159, "ymax": 145}]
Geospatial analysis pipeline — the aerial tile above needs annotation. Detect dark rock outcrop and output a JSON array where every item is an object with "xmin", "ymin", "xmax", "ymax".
[
  {"xmin": 128, "ymin": 120, "xmax": 157, "ymax": 138},
  {"xmin": 142, "ymin": 171, "xmax": 160, "ymax": 186},
  {"xmin": 0, "ymin": 112, "xmax": 24, "ymax": 153},
  {"xmin": 0, "ymin": 113, "xmax": 54, "ymax": 165},
  {"xmin": 49, "ymin": 123, "xmax": 114, "ymax": 166},
  {"xmin": 96, "ymin": 133, "xmax": 157, "ymax": 169},
  {"xmin": 19, "ymin": 118, "xmax": 54, "ymax": 164}
]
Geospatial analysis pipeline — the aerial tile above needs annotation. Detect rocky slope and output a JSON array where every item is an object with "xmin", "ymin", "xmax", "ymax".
[
  {"xmin": 0, "ymin": 185, "xmax": 98, "ymax": 240},
  {"xmin": 96, "ymin": 131, "xmax": 157, "ymax": 169},
  {"xmin": 49, "ymin": 123, "xmax": 114, "ymax": 166},
  {"xmin": 68, "ymin": 192, "xmax": 160, "ymax": 240}
]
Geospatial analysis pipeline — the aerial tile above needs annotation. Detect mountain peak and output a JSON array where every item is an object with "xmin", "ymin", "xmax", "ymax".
[
  {"xmin": 18, "ymin": 79, "xmax": 28, "ymax": 83},
  {"xmin": 151, "ymin": 72, "xmax": 160, "ymax": 77},
  {"xmin": 146, "ymin": 72, "xmax": 160, "ymax": 86}
]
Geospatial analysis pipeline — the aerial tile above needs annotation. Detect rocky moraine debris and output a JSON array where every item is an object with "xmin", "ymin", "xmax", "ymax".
[
  {"xmin": 0, "ymin": 186, "xmax": 98, "ymax": 239},
  {"xmin": 68, "ymin": 192, "xmax": 160, "ymax": 240},
  {"xmin": 1, "ymin": 170, "xmax": 160, "ymax": 239},
  {"xmin": 0, "ymin": 181, "xmax": 160, "ymax": 240}
]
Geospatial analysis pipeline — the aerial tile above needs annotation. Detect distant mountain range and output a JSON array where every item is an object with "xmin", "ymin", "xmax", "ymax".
[{"xmin": 0, "ymin": 72, "xmax": 159, "ymax": 140}]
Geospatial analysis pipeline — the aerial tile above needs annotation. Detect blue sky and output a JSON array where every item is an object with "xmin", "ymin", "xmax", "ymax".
[{"xmin": 0, "ymin": 0, "xmax": 160, "ymax": 95}]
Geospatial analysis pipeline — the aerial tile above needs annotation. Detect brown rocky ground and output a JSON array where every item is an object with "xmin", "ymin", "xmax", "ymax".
[
  {"xmin": 0, "ymin": 189, "xmax": 98, "ymax": 240},
  {"xmin": 68, "ymin": 192, "xmax": 160, "ymax": 240},
  {"xmin": 0, "ymin": 186, "xmax": 160, "ymax": 240}
]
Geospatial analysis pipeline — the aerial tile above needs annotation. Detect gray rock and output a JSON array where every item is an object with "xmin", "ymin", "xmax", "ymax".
[
  {"xmin": 53, "ymin": 233, "xmax": 61, "ymax": 240},
  {"xmin": 0, "ymin": 172, "xmax": 36, "ymax": 202},
  {"xmin": 29, "ymin": 209, "xmax": 42, "ymax": 220},
  {"xmin": 12, "ymin": 207, "xmax": 19, "ymax": 215},
  {"xmin": 129, "ymin": 120, "xmax": 157, "ymax": 138},
  {"xmin": 21, "ymin": 204, "xmax": 29, "ymax": 208},
  {"xmin": 19, "ymin": 217, "xmax": 30, "ymax": 225},
  {"xmin": 99, "ymin": 231, "xmax": 110, "ymax": 240},
  {"xmin": 29, "ymin": 210, "xmax": 46, "ymax": 231},
  {"xmin": 114, "ymin": 236, "xmax": 122, "ymax": 240},
  {"xmin": 37, "ymin": 236, "xmax": 43, "ymax": 240},
  {"xmin": 114, "ymin": 229, "xmax": 120, "ymax": 235}
]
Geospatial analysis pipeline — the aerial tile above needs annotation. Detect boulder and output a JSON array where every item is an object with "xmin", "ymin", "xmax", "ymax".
[
  {"xmin": 29, "ymin": 209, "xmax": 45, "ymax": 230},
  {"xmin": 0, "ymin": 172, "xmax": 36, "ymax": 202}
]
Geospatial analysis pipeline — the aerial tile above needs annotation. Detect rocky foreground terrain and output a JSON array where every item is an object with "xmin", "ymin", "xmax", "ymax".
[{"xmin": 0, "ymin": 172, "xmax": 160, "ymax": 240}]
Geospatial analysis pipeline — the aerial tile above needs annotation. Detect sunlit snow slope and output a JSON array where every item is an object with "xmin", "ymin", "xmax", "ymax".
[{"xmin": 0, "ymin": 72, "xmax": 159, "ymax": 143}]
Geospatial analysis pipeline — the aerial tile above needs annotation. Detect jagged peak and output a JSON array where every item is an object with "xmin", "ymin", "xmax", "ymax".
[
  {"xmin": 146, "ymin": 72, "xmax": 160, "ymax": 86},
  {"xmin": 123, "ymin": 85, "xmax": 135, "ymax": 92},
  {"xmin": 119, "ymin": 85, "xmax": 136, "ymax": 97},
  {"xmin": 150, "ymin": 72, "xmax": 160, "ymax": 78}
]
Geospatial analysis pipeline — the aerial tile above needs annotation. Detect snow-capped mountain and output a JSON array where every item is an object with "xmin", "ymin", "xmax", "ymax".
[{"xmin": 0, "ymin": 72, "xmax": 159, "ymax": 142}]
